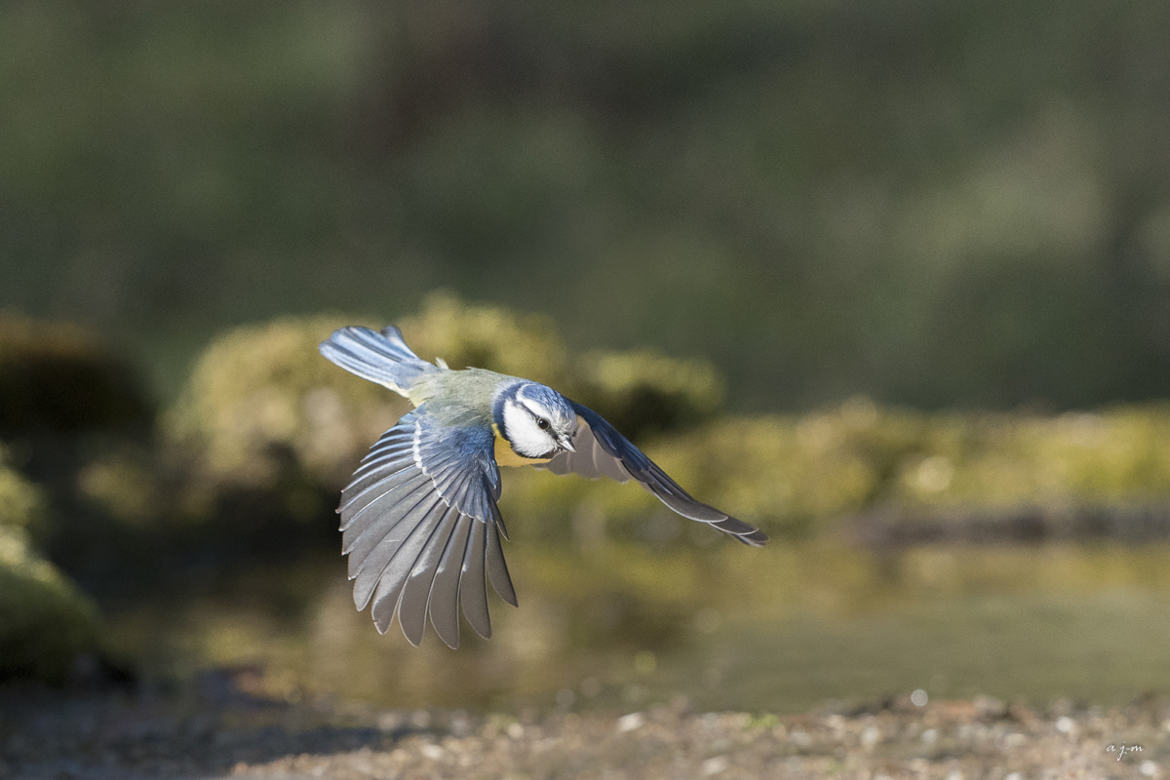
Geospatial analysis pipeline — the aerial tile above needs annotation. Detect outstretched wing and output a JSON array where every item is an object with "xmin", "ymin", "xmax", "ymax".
[
  {"xmin": 339, "ymin": 406, "xmax": 517, "ymax": 648},
  {"xmin": 540, "ymin": 402, "xmax": 768, "ymax": 546}
]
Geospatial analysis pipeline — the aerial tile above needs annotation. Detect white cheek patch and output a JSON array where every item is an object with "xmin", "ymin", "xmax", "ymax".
[{"xmin": 503, "ymin": 401, "xmax": 555, "ymax": 458}]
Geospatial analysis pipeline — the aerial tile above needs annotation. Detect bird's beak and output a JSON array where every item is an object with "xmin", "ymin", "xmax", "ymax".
[{"xmin": 559, "ymin": 437, "xmax": 576, "ymax": 453}]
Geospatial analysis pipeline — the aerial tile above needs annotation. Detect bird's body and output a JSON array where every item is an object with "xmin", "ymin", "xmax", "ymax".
[{"xmin": 319, "ymin": 324, "xmax": 766, "ymax": 648}]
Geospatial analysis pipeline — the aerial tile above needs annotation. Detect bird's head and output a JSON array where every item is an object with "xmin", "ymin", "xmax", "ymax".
[{"xmin": 494, "ymin": 381, "xmax": 578, "ymax": 459}]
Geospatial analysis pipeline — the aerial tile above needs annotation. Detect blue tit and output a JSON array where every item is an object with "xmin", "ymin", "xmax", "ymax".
[{"xmin": 319, "ymin": 325, "xmax": 767, "ymax": 648}]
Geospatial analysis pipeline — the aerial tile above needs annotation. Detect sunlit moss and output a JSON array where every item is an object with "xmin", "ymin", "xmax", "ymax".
[
  {"xmin": 395, "ymin": 291, "xmax": 571, "ymax": 386},
  {"xmin": 471, "ymin": 396, "xmax": 1170, "ymax": 546},
  {"xmin": 75, "ymin": 445, "xmax": 165, "ymax": 528},
  {"xmin": 166, "ymin": 313, "xmax": 406, "ymax": 491},
  {"xmin": 914, "ymin": 404, "xmax": 1163, "ymax": 521},
  {"xmin": 166, "ymin": 298, "xmax": 1170, "ymax": 544},
  {"xmin": 165, "ymin": 297, "xmax": 580, "ymax": 492},
  {"xmin": 0, "ymin": 466, "xmax": 103, "ymax": 682},
  {"xmin": 165, "ymin": 297, "xmax": 735, "ymax": 527},
  {"xmin": 534, "ymin": 399, "xmax": 1170, "ymax": 540},
  {"xmin": 0, "ymin": 446, "xmax": 45, "ymax": 533}
]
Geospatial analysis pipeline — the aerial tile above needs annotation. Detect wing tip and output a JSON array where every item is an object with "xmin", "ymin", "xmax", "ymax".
[
  {"xmin": 737, "ymin": 528, "xmax": 769, "ymax": 547},
  {"xmin": 466, "ymin": 614, "xmax": 493, "ymax": 640},
  {"xmin": 433, "ymin": 623, "xmax": 461, "ymax": 649}
]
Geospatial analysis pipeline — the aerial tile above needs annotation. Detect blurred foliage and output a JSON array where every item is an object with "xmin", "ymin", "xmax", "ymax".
[
  {"xmin": 673, "ymin": 400, "xmax": 1170, "ymax": 537},
  {"xmin": 5, "ymin": 299, "xmax": 1170, "ymax": 575},
  {"xmin": 167, "ymin": 313, "xmax": 402, "ymax": 493},
  {"xmin": 0, "ymin": 313, "xmax": 153, "ymax": 436},
  {"xmin": 164, "ymin": 296, "xmax": 722, "ymax": 525},
  {"xmin": 4, "ymin": 2, "xmax": 1170, "ymax": 410},
  {"xmin": 0, "ymin": 456, "xmax": 103, "ymax": 683},
  {"xmin": 4, "ymin": 300, "xmax": 1170, "ymax": 695},
  {"xmin": 569, "ymin": 349, "xmax": 724, "ymax": 439},
  {"xmin": 74, "ymin": 445, "xmax": 166, "ymax": 530},
  {"xmin": 505, "ymin": 397, "xmax": 1170, "ymax": 543},
  {"xmin": 395, "ymin": 291, "xmax": 571, "ymax": 386},
  {"xmin": 0, "ymin": 444, "xmax": 45, "ymax": 536},
  {"xmin": 150, "ymin": 299, "xmax": 1170, "ymax": 550}
]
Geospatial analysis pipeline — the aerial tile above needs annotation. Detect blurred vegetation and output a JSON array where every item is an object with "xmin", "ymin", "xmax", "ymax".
[
  {"xmin": 569, "ymin": 349, "xmax": 724, "ymax": 439},
  {"xmin": 0, "ymin": 450, "xmax": 103, "ymax": 683},
  {"xmin": 505, "ymin": 397, "xmax": 1170, "ymax": 543},
  {"xmin": 0, "ymin": 445, "xmax": 45, "ymax": 537},
  {"xmin": 162, "ymin": 294, "xmax": 724, "ymax": 536},
  {"xmin": 662, "ymin": 401, "xmax": 1170, "ymax": 540},
  {"xmin": 156, "ymin": 298, "xmax": 1170, "ymax": 553},
  {"xmin": 4, "ymin": 0, "xmax": 1170, "ymax": 710},
  {"xmin": 167, "ymin": 313, "xmax": 399, "ymax": 493},
  {"xmin": 394, "ymin": 291, "xmax": 571, "ymax": 386},
  {"xmin": 0, "ymin": 314, "xmax": 164, "ymax": 604},
  {"xmin": 3, "ymin": 2, "xmax": 1169, "ymax": 411},
  {"xmin": 0, "ymin": 313, "xmax": 153, "ymax": 436},
  {"xmin": 3, "ymin": 299, "xmax": 1170, "ymax": 693},
  {"xmin": 9, "ymin": 299, "xmax": 1170, "ymax": 569},
  {"xmin": 0, "ymin": 0, "xmax": 1165, "ymax": 711}
]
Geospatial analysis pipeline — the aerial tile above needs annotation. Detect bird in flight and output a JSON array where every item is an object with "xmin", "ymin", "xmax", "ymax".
[{"xmin": 319, "ymin": 325, "xmax": 767, "ymax": 647}]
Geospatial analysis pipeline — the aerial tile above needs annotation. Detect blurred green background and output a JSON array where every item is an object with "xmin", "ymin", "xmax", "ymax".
[
  {"xmin": 5, "ymin": 0, "xmax": 1170, "ymax": 409},
  {"xmin": 2, "ymin": 1, "xmax": 1169, "ymax": 717}
]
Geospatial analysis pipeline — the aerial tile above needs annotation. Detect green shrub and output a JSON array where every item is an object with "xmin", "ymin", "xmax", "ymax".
[
  {"xmin": 395, "ymin": 291, "xmax": 571, "ymax": 386},
  {"xmin": 568, "ymin": 349, "xmax": 724, "ymax": 438},
  {"xmin": 667, "ymin": 400, "xmax": 1170, "ymax": 538},
  {"xmin": 166, "ymin": 313, "xmax": 405, "ymax": 492},
  {"xmin": 0, "ymin": 460, "xmax": 103, "ymax": 682},
  {"xmin": 503, "ymin": 398, "xmax": 1170, "ymax": 544},
  {"xmin": 167, "ymin": 299, "xmax": 1170, "ymax": 546},
  {"xmin": 166, "ymin": 296, "xmax": 573, "ymax": 491},
  {"xmin": 165, "ymin": 295, "xmax": 729, "ymax": 522},
  {"xmin": 400, "ymin": 293, "xmax": 724, "ymax": 436},
  {"xmin": 0, "ymin": 444, "xmax": 45, "ymax": 534}
]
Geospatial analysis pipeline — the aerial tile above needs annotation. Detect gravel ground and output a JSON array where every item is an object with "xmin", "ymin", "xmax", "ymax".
[{"xmin": 2, "ymin": 677, "xmax": 1167, "ymax": 779}]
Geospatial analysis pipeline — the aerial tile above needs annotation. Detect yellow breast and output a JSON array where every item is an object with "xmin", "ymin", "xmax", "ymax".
[{"xmin": 492, "ymin": 423, "xmax": 552, "ymax": 467}]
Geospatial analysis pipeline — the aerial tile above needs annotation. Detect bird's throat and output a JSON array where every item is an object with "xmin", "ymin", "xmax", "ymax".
[{"xmin": 492, "ymin": 423, "xmax": 552, "ymax": 467}]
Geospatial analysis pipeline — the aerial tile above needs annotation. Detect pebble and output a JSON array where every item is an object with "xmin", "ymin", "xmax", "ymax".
[
  {"xmin": 617, "ymin": 712, "xmax": 645, "ymax": 733},
  {"xmin": 701, "ymin": 755, "xmax": 729, "ymax": 776}
]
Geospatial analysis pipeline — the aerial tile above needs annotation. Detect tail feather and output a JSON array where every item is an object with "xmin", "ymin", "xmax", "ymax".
[{"xmin": 319, "ymin": 325, "xmax": 434, "ymax": 394}]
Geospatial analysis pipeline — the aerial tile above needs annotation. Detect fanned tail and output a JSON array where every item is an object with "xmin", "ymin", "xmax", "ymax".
[{"xmin": 319, "ymin": 325, "xmax": 436, "ymax": 395}]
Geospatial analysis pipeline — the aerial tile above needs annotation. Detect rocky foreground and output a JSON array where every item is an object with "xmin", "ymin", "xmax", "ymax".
[{"xmin": 2, "ymin": 681, "xmax": 1167, "ymax": 779}]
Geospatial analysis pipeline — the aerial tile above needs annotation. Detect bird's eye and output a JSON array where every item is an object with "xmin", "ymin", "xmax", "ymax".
[{"xmin": 536, "ymin": 417, "xmax": 550, "ymax": 430}]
